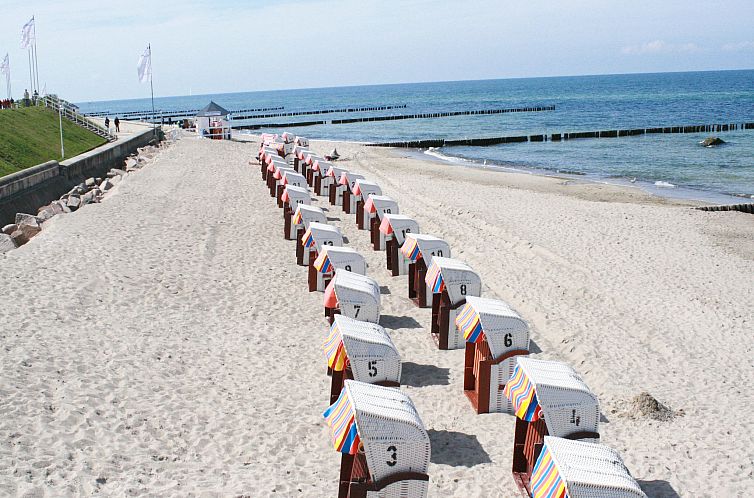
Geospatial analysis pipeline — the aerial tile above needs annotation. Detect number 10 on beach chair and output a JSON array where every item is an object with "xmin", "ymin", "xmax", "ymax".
[
  {"xmin": 401, "ymin": 234, "xmax": 451, "ymax": 308},
  {"xmin": 425, "ymin": 256, "xmax": 481, "ymax": 350},
  {"xmin": 456, "ymin": 296, "xmax": 530, "ymax": 414},
  {"xmin": 310, "ymin": 246, "xmax": 367, "ymax": 292},
  {"xmin": 379, "ymin": 214, "xmax": 419, "ymax": 274},
  {"xmin": 324, "ymin": 269, "xmax": 381, "ymax": 325},
  {"xmin": 504, "ymin": 357, "xmax": 600, "ymax": 496},
  {"xmin": 322, "ymin": 315, "xmax": 401, "ymax": 404},
  {"xmin": 323, "ymin": 380, "xmax": 430, "ymax": 498}
]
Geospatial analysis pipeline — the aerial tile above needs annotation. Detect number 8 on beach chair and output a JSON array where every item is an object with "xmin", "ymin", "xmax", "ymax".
[
  {"xmin": 425, "ymin": 256, "xmax": 482, "ymax": 350},
  {"xmin": 353, "ymin": 180, "xmax": 382, "ymax": 228},
  {"xmin": 340, "ymin": 172, "xmax": 365, "ymax": 214},
  {"xmin": 401, "ymin": 234, "xmax": 451, "ymax": 308},
  {"xmin": 503, "ymin": 357, "xmax": 600, "ymax": 496},
  {"xmin": 379, "ymin": 214, "xmax": 419, "ymax": 272},
  {"xmin": 277, "ymin": 171, "xmax": 308, "ymax": 208},
  {"xmin": 300, "ymin": 222, "xmax": 344, "ymax": 269},
  {"xmin": 528, "ymin": 436, "xmax": 647, "ymax": 498},
  {"xmin": 290, "ymin": 204, "xmax": 326, "ymax": 243},
  {"xmin": 323, "ymin": 380, "xmax": 430, "ymax": 498},
  {"xmin": 324, "ymin": 269, "xmax": 381, "ymax": 325},
  {"xmin": 310, "ymin": 246, "xmax": 367, "ymax": 292},
  {"xmin": 323, "ymin": 315, "xmax": 401, "ymax": 404},
  {"xmin": 456, "ymin": 296, "xmax": 530, "ymax": 414},
  {"xmin": 363, "ymin": 195, "xmax": 399, "ymax": 246},
  {"xmin": 325, "ymin": 165, "xmax": 349, "ymax": 205}
]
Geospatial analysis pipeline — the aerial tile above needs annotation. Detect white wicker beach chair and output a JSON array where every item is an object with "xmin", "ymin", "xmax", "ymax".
[
  {"xmin": 291, "ymin": 204, "xmax": 327, "ymax": 250},
  {"xmin": 401, "ymin": 234, "xmax": 451, "ymax": 308},
  {"xmin": 310, "ymin": 246, "xmax": 367, "ymax": 292},
  {"xmin": 323, "ymin": 315, "xmax": 401, "ymax": 402},
  {"xmin": 281, "ymin": 131, "xmax": 295, "ymax": 143},
  {"xmin": 323, "ymin": 380, "xmax": 430, "ymax": 498},
  {"xmin": 270, "ymin": 165, "xmax": 295, "ymax": 199},
  {"xmin": 504, "ymin": 357, "xmax": 601, "ymax": 494},
  {"xmin": 325, "ymin": 165, "xmax": 350, "ymax": 206},
  {"xmin": 363, "ymin": 195, "xmax": 399, "ymax": 242},
  {"xmin": 281, "ymin": 185, "xmax": 311, "ymax": 235},
  {"xmin": 293, "ymin": 146, "xmax": 311, "ymax": 173},
  {"xmin": 277, "ymin": 171, "xmax": 308, "ymax": 207},
  {"xmin": 295, "ymin": 136, "xmax": 309, "ymax": 147},
  {"xmin": 301, "ymin": 222, "xmax": 344, "ymax": 269},
  {"xmin": 378, "ymin": 214, "xmax": 419, "ymax": 274},
  {"xmin": 456, "ymin": 296, "xmax": 530, "ymax": 414},
  {"xmin": 424, "ymin": 256, "xmax": 481, "ymax": 350},
  {"xmin": 324, "ymin": 269, "xmax": 381, "ymax": 324},
  {"xmin": 303, "ymin": 152, "xmax": 326, "ymax": 186},
  {"xmin": 529, "ymin": 436, "xmax": 646, "ymax": 498},
  {"xmin": 340, "ymin": 172, "xmax": 365, "ymax": 214},
  {"xmin": 353, "ymin": 180, "xmax": 382, "ymax": 228},
  {"xmin": 312, "ymin": 160, "xmax": 335, "ymax": 196}
]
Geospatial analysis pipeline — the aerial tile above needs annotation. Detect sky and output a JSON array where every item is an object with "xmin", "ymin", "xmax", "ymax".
[{"xmin": 0, "ymin": 0, "xmax": 752, "ymax": 103}]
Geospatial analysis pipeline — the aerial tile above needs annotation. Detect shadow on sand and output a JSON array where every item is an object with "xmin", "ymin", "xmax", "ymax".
[{"xmin": 428, "ymin": 429, "xmax": 491, "ymax": 467}]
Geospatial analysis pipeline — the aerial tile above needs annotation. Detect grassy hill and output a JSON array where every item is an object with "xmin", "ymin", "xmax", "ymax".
[{"xmin": 0, "ymin": 106, "xmax": 107, "ymax": 178}]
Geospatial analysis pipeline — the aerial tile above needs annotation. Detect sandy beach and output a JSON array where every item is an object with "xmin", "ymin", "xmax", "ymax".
[{"xmin": 1, "ymin": 134, "xmax": 752, "ymax": 497}]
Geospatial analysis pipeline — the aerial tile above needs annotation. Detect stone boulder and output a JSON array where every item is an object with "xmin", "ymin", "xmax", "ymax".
[
  {"xmin": 99, "ymin": 178, "xmax": 113, "ymax": 191},
  {"xmin": 2, "ymin": 224, "xmax": 17, "ymax": 235},
  {"xmin": 36, "ymin": 206, "xmax": 56, "ymax": 223},
  {"xmin": 701, "ymin": 136, "xmax": 725, "ymax": 147},
  {"xmin": 85, "ymin": 178, "xmax": 96, "ymax": 188},
  {"xmin": 11, "ymin": 223, "xmax": 41, "ymax": 246},
  {"xmin": 0, "ymin": 233, "xmax": 17, "ymax": 253},
  {"xmin": 67, "ymin": 195, "xmax": 82, "ymax": 211},
  {"xmin": 15, "ymin": 213, "xmax": 40, "ymax": 227}
]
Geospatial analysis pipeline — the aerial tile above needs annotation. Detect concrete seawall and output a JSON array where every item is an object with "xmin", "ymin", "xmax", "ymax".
[{"xmin": 0, "ymin": 127, "xmax": 159, "ymax": 225}]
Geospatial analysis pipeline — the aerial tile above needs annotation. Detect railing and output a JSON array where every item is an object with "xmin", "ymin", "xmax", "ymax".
[{"xmin": 41, "ymin": 95, "xmax": 117, "ymax": 142}]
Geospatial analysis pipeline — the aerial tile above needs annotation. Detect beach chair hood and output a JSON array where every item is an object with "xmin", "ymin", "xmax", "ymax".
[
  {"xmin": 326, "ymin": 165, "xmax": 348, "ymax": 179},
  {"xmin": 292, "ymin": 204, "xmax": 327, "ymax": 229},
  {"xmin": 364, "ymin": 195, "xmax": 399, "ymax": 220},
  {"xmin": 401, "ymin": 234, "xmax": 451, "ymax": 263},
  {"xmin": 302, "ymin": 222, "xmax": 343, "ymax": 252},
  {"xmin": 456, "ymin": 296, "xmax": 529, "ymax": 358},
  {"xmin": 324, "ymin": 270, "xmax": 381, "ymax": 323},
  {"xmin": 282, "ymin": 171, "xmax": 307, "ymax": 187},
  {"xmin": 340, "ymin": 172, "xmax": 365, "ymax": 190},
  {"xmin": 282, "ymin": 185, "xmax": 310, "ymax": 206},
  {"xmin": 314, "ymin": 246, "xmax": 367, "ymax": 276},
  {"xmin": 379, "ymin": 214, "xmax": 419, "ymax": 245},
  {"xmin": 425, "ymin": 256, "xmax": 481, "ymax": 304},
  {"xmin": 353, "ymin": 179, "xmax": 382, "ymax": 198}
]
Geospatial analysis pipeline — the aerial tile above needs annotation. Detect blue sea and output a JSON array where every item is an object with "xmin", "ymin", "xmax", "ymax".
[{"xmin": 77, "ymin": 70, "xmax": 754, "ymax": 202}]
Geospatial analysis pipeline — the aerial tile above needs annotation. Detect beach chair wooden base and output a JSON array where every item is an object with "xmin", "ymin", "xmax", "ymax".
[
  {"xmin": 283, "ymin": 205, "xmax": 293, "ymax": 240},
  {"xmin": 356, "ymin": 199, "xmax": 365, "ymax": 229},
  {"xmin": 385, "ymin": 239, "xmax": 400, "ymax": 276},
  {"xmin": 268, "ymin": 175, "xmax": 277, "ymax": 197},
  {"xmin": 463, "ymin": 343, "xmax": 529, "ymax": 414},
  {"xmin": 408, "ymin": 260, "xmax": 430, "ymax": 307},
  {"xmin": 325, "ymin": 306, "xmax": 341, "ymax": 325},
  {"xmin": 329, "ymin": 365, "xmax": 401, "ymax": 404},
  {"xmin": 512, "ymin": 418, "xmax": 600, "ymax": 497},
  {"xmin": 338, "ymin": 452, "xmax": 430, "ymax": 498},
  {"xmin": 342, "ymin": 190, "xmax": 352, "ymax": 214},
  {"xmin": 296, "ymin": 229, "xmax": 306, "ymax": 266},
  {"xmin": 314, "ymin": 175, "xmax": 323, "ymax": 196},
  {"xmin": 276, "ymin": 185, "xmax": 285, "ymax": 208},
  {"xmin": 430, "ymin": 290, "xmax": 466, "ymax": 350},
  {"xmin": 294, "ymin": 158, "xmax": 301, "ymax": 173},
  {"xmin": 308, "ymin": 254, "xmax": 329, "ymax": 293},
  {"xmin": 329, "ymin": 184, "xmax": 337, "ymax": 205},
  {"xmin": 260, "ymin": 162, "xmax": 267, "ymax": 180},
  {"xmin": 370, "ymin": 217, "xmax": 384, "ymax": 251}
]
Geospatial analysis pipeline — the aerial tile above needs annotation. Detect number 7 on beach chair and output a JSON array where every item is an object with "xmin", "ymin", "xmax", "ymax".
[
  {"xmin": 310, "ymin": 246, "xmax": 367, "ymax": 292},
  {"xmin": 324, "ymin": 269, "xmax": 381, "ymax": 325}
]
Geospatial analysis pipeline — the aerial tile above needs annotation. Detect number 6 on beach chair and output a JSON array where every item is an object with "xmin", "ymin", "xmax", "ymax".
[
  {"xmin": 353, "ymin": 180, "xmax": 382, "ymax": 228},
  {"xmin": 379, "ymin": 214, "xmax": 419, "ymax": 273},
  {"xmin": 527, "ymin": 437, "xmax": 647, "ymax": 498},
  {"xmin": 456, "ymin": 296, "xmax": 530, "ymax": 414},
  {"xmin": 425, "ymin": 256, "xmax": 481, "ymax": 350},
  {"xmin": 363, "ymin": 195, "xmax": 399, "ymax": 248},
  {"xmin": 310, "ymin": 246, "xmax": 367, "ymax": 292},
  {"xmin": 401, "ymin": 234, "xmax": 451, "ymax": 308},
  {"xmin": 504, "ymin": 357, "xmax": 600, "ymax": 496},
  {"xmin": 323, "ymin": 380, "xmax": 430, "ymax": 498},
  {"xmin": 324, "ymin": 269, "xmax": 381, "ymax": 325},
  {"xmin": 300, "ymin": 222, "xmax": 344, "ymax": 269},
  {"xmin": 290, "ymin": 204, "xmax": 326, "ymax": 243},
  {"xmin": 339, "ymin": 172, "xmax": 365, "ymax": 214},
  {"xmin": 323, "ymin": 315, "xmax": 401, "ymax": 404}
]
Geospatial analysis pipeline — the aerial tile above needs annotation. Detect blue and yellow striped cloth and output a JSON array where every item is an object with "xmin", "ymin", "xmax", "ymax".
[
  {"xmin": 503, "ymin": 364, "xmax": 541, "ymax": 421},
  {"xmin": 323, "ymin": 322, "xmax": 347, "ymax": 371},
  {"xmin": 456, "ymin": 303, "xmax": 484, "ymax": 343},
  {"xmin": 323, "ymin": 389, "xmax": 360, "ymax": 454},
  {"xmin": 531, "ymin": 445, "xmax": 568, "ymax": 498}
]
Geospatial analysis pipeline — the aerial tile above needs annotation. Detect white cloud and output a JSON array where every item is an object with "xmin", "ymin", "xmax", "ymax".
[
  {"xmin": 621, "ymin": 40, "xmax": 701, "ymax": 55},
  {"xmin": 721, "ymin": 41, "xmax": 754, "ymax": 52}
]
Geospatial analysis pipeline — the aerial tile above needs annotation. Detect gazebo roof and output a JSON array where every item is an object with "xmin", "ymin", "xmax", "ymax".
[{"xmin": 196, "ymin": 101, "xmax": 230, "ymax": 117}]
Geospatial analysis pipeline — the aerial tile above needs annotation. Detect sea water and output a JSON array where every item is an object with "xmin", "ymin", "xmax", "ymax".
[{"xmin": 78, "ymin": 70, "xmax": 754, "ymax": 201}]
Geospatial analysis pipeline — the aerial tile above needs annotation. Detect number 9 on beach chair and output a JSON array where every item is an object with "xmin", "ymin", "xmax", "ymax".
[
  {"xmin": 353, "ymin": 180, "xmax": 382, "ymax": 228},
  {"xmin": 425, "ymin": 256, "xmax": 481, "ymax": 350},
  {"xmin": 326, "ymin": 165, "xmax": 349, "ymax": 206},
  {"xmin": 324, "ymin": 269, "xmax": 381, "ymax": 325},
  {"xmin": 363, "ymin": 195, "xmax": 399, "ymax": 246},
  {"xmin": 379, "ymin": 214, "xmax": 419, "ymax": 273},
  {"xmin": 503, "ymin": 357, "xmax": 600, "ymax": 496},
  {"xmin": 323, "ymin": 380, "xmax": 430, "ymax": 498},
  {"xmin": 340, "ymin": 172, "xmax": 365, "ymax": 214},
  {"xmin": 310, "ymin": 246, "xmax": 367, "ymax": 292},
  {"xmin": 528, "ymin": 436, "xmax": 647, "ymax": 498},
  {"xmin": 277, "ymin": 171, "xmax": 308, "ymax": 208},
  {"xmin": 401, "ymin": 234, "xmax": 450, "ymax": 308},
  {"xmin": 456, "ymin": 296, "xmax": 530, "ymax": 414},
  {"xmin": 300, "ymin": 222, "xmax": 344, "ymax": 269},
  {"xmin": 323, "ymin": 315, "xmax": 401, "ymax": 404}
]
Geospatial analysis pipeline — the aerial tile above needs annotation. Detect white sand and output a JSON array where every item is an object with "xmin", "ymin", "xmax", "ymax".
[{"xmin": 1, "ymin": 134, "xmax": 752, "ymax": 497}]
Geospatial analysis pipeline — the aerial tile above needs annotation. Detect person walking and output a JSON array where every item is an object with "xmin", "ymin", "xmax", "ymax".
[
  {"xmin": 114, "ymin": 117, "xmax": 120, "ymax": 133},
  {"xmin": 104, "ymin": 117, "xmax": 110, "ymax": 132}
]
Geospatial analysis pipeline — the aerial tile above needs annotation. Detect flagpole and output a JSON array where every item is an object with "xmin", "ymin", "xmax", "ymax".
[
  {"xmin": 32, "ymin": 17, "xmax": 40, "ymax": 94},
  {"xmin": 27, "ymin": 49, "xmax": 33, "ymax": 99},
  {"xmin": 58, "ymin": 97, "xmax": 65, "ymax": 158},
  {"xmin": 149, "ymin": 44, "xmax": 156, "ymax": 137}
]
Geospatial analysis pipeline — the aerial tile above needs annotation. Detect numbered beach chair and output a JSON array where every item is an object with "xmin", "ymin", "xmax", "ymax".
[
  {"xmin": 300, "ymin": 222, "xmax": 344, "ymax": 268},
  {"xmin": 304, "ymin": 152, "xmax": 327, "ymax": 187},
  {"xmin": 259, "ymin": 147, "xmax": 282, "ymax": 180},
  {"xmin": 260, "ymin": 133, "xmax": 278, "ymax": 146},
  {"xmin": 293, "ymin": 146, "xmax": 310, "ymax": 173},
  {"xmin": 456, "ymin": 296, "xmax": 530, "ymax": 414},
  {"xmin": 401, "ymin": 234, "xmax": 451, "ymax": 308},
  {"xmin": 425, "ymin": 256, "xmax": 481, "ymax": 350},
  {"xmin": 277, "ymin": 171, "xmax": 308, "ymax": 207},
  {"xmin": 353, "ymin": 180, "xmax": 382, "ymax": 228},
  {"xmin": 340, "ymin": 172, "xmax": 365, "ymax": 214},
  {"xmin": 363, "ymin": 196, "xmax": 399, "ymax": 243},
  {"xmin": 282, "ymin": 185, "xmax": 311, "ymax": 237},
  {"xmin": 295, "ymin": 136, "xmax": 309, "ymax": 147},
  {"xmin": 324, "ymin": 269, "xmax": 380, "ymax": 325},
  {"xmin": 323, "ymin": 380, "xmax": 430, "ymax": 498},
  {"xmin": 269, "ymin": 164, "xmax": 295, "ymax": 198},
  {"xmin": 310, "ymin": 246, "xmax": 367, "ymax": 292},
  {"xmin": 265, "ymin": 155, "xmax": 289, "ymax": 192},
  {"xmin": 528, "ymin": 437, "xmax": 647, "ymax": 498},
  {"xmin": 290, "ymin": 204, "xmax": 326, "ymax": 244},
  {"xmin": 379, "ymin": 214, "xmax": 419, "ymax": 272},
  {"xmin": 326, "ymin": 165, "xmax": 349, "ymax": 206},
  {"xmin": 323, "ymin": 315, "xmax": 401, "ymax": 403},
  {"xmin": 312, "ymin": 159, "xmax": 334, "ymax": 196},
  {"xmin": 281, "ymin": 131, "xmax": 295, "ymax": 143},
  {"xmin": 503, "ymin": 357, "xmax": 600, "ymax": 495}
]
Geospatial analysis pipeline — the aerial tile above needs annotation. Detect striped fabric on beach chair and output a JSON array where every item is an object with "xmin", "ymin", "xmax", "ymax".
[
  {"xmin": 401, "ymin": 234, "xmax": 451, "ymax": 308},
  {"xmin": 290, "ymin": 204, "xmax": 326, "ymax": 245},
  {"xmin": 310, "ymin": 246, "xmax": 367, "ymax": 292},
  {"xmin": 300, "ymin": 222, "xmax": 343, "ymax": 269},
  {"xmin": 379, "ymin": 214, "xmax": 419, "ymax": 273}
]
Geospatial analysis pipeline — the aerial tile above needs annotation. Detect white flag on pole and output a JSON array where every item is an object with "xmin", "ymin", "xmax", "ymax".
[
  {"xmin": 21, "ymin": 17, "xmax": 35, "ymax": 49},
  {"xmin": 137, "ymin": 45, "xmax": 152, "ymax": 83},
  {"xmin": 0, "ymin": 54, "xmax": 9, "ymax": 75}
]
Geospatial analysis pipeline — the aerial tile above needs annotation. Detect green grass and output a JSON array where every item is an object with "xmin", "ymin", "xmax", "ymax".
[{"xmin": 0, "ymin": 106, "xmax": 107, "ymax": 178}]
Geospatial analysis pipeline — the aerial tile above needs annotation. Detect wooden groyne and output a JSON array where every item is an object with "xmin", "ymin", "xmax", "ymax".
[
  {"xmin": 331, "ymin": 106, "xmax": 555, "ymax": 125},
  {"xmin": 368, "ymin": 121, "xmax": 754, "ymax": 148},
  {"xmin": 232, "ymin": 104, "xmax": 408, "ymax": 121},
  {"xmin": 87, "ymin": 106, "xmax": 284, "ymax": 119},
  {"xmin": 696, "ymin": 203, "xmax": 753, "ymax": 214},
  {"xmin": 233, "ymin": 120, "xmax": 327, "ymax": 131}
]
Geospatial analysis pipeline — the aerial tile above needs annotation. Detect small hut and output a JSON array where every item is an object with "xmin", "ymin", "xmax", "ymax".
[{"xmin": 195, "ymin": 101, "xmax": 231, "ymax": 139}]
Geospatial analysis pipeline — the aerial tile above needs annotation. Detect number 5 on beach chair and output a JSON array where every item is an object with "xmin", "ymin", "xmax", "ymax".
[
  {"xmin": 379, "ymin": 214, "xmax": 419, "ymax": 273},
  {"xmin": 339, "ymin": 172, "xmax": 364, "ymax": 214},
  {"xmin": 300, "ymin": 222, "xmax": 343, "ymax": 271},
  {"xmin": 503, "ymin": 357, "xmax": 600, "ymax": 496},
  {"xmin": 456, "ymin": 296, "xmax": 530, "ymax": 414},
  {"xmin": 353, "ymin": 180, "xmax": 382, "ymax": 228},
  {"xmin": 323, "ymin": 315, "xmax": 401, "ymax": 404},
  {"xmin": 324, "ymin": 270, "xmax": 381, "ymax": 325},
  {"xmin": 323, "ymin": 380, "xmax": 430, "ymax": 498},
  {"xmin": 311, "ymin": 246, "xmax": 367, "ymax": 292},
  {"xmin": 425, "ymin": 256, "xmax": 481, "ymax": 350},
  {"xmin": 401, "ymin": 234, "xmax": 451, "ymax": 308}
]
